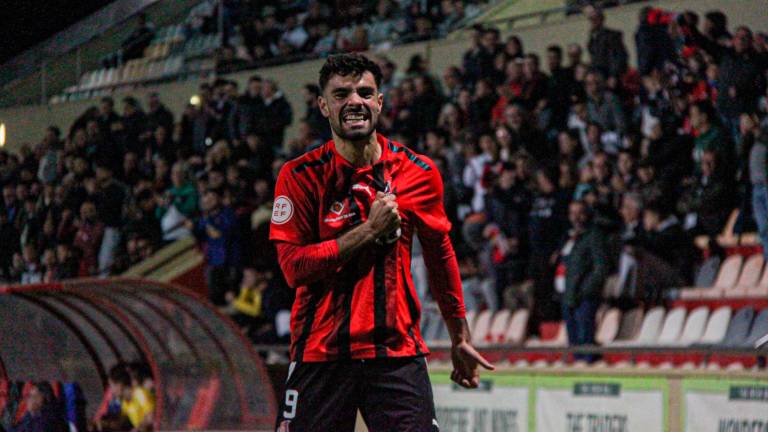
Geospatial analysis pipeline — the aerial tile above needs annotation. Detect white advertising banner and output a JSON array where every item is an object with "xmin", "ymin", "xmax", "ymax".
[
  {"xmin": 684, "ymin": 380, "xmax": 768, "ymax": 432},
  {"xmin": 432, "ymin": 375, "xmax": 529, "ymax": 432},
  {"xmin": 535, "ymin": 377, "xmax": 666, "ymax": 432}
]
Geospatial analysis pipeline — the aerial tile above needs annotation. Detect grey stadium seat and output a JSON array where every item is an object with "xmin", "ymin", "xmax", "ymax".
[{"xmin": 719, "ymin": 306, "xmax": 754, "ymax": 348}]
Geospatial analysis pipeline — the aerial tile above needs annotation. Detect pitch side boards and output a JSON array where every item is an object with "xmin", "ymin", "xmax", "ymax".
[
  {"xmin": 431, "ymin": 371, "xmax": 768, "ymax": 432},
  {"xmin": 683, "ymin": 379, "xmax": 768, "ymax": 432}
]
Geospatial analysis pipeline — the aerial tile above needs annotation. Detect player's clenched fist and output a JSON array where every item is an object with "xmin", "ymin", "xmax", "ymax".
[{"xmin": 366, "ymin": 191, "xmax": 401, "ymax": 239}]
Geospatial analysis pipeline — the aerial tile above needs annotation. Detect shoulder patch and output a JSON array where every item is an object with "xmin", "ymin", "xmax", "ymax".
[
  {"xmin": 388, "ymin": 141, "xmax": 431, "ymax": 171},
  {"xmin": 292, "ymin": 151, "xmax": 333, "ymax": 174},
  {"xmin": 272, "ymin": 196, "xmax": 294, "ymax": 224}
]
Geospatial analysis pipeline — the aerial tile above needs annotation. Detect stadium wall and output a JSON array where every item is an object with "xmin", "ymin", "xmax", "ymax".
[{"xmin": 0, "ymin": 0, "xmax": 765, "ymax": 152}]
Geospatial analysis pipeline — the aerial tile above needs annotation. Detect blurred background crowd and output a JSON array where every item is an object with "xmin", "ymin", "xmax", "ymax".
[{"xmin": 1, "ymin": 1, "xmax": 766, "ymax": 346}]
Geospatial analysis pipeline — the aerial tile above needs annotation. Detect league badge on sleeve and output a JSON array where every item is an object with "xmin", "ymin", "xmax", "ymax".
[{"xmin": 272, "ymin": 196, "xmax": 294, "ymax": 225}]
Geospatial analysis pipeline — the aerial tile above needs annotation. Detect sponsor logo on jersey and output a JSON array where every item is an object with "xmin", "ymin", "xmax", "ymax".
[
  {"xmin": 272, "ymin": 196, "xmax": 294, "ymax": 225},
  {"xmin": 330, "ymin": 201, "xmax": 345, "ymax": 215},
  {"xmin": 352, "ymin": 183, "xmax": 374, "ymax": 197}
]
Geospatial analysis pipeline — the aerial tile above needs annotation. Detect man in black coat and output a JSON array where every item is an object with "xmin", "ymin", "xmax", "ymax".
[
  {"xmin": 145, "ymin": 92, "xmax": 175, "ymax": 138},
  {"xmin": 586, "ymin": 6, "xmax": 628, "ymax": 82},
  {"xmin": 559, "ymin": 200, "xmax": 608, "ymax": 362},
  {"xmin": 229, "ymin": 75, "xmax": 266, "ymax": 144},
  {"xmin": 261, "ymin": 79, "xmax": 293, "ymax": 152}
]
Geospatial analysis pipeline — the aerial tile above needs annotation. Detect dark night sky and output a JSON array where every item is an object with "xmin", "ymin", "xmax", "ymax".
[{"xmin": 0, "ymin": 0, "xmax": 117, "ymax": 63}]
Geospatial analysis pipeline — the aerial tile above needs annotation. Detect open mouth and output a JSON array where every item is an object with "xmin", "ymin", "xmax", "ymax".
[{"xmin": 341, "ymin": 109, "xmax": 370, "ymax": 128}]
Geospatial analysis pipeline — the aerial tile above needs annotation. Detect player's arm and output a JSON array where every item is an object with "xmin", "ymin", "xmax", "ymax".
[
  {"xmin": 414, "ymin": 159, "xmax": 494, "ymax": 387},
  {"xmin": 275, "ymin": 192, "xmax": 400, "ymax": 289}
]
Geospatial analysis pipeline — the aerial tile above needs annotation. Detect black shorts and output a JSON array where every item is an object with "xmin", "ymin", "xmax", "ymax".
[{"xmin": 275, "ymin": 355, "xmax": 439, "ymax": 432}]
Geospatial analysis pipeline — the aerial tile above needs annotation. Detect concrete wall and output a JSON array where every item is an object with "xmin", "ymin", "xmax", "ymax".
[{"xmin": 0, "ymin": 0, "xmax": 765, "ymax": 153}]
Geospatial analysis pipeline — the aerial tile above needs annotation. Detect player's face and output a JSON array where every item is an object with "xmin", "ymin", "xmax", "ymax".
[{"xmin": 319, "ymin": 71, "xmax": 383, "ymax": 142}]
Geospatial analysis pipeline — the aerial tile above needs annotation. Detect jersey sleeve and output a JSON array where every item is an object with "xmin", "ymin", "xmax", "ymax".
[
  {"xmin": 412, "ymin": 157, "xmax": 452, "ymax": 235},
  {"xmin": 269, "ymin": 163, "xmax": 315, "ymax": 245}
]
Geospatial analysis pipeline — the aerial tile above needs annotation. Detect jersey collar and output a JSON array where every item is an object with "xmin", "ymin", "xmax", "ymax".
[{"xmin": 329, "ymin": 132, "xmax": 392, "ymax": 172}]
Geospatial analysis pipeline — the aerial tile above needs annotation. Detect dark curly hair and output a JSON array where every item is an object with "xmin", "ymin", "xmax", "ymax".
[{"xmin": 318, "ymin": 53, "xmax": 383, "ymax": 92}]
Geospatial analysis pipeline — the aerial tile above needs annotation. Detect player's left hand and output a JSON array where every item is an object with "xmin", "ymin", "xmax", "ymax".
[{"xmin": 450, "ymin": 340, "xmax": 495, "ymax": 388}]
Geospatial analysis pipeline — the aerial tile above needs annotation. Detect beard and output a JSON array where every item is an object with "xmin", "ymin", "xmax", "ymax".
[{"xmin": 331, "ymin": 105, "xmax": 377, "ymax": 141}]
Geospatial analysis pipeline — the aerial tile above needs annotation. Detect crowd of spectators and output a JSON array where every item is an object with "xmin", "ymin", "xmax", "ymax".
[
  {"xmin": 212, "ymin": 0, "xmax": 486, "ymax": 73},
  {"xmin": 1, "ymin": 4, "xmax": 767, "ymax": 350}
]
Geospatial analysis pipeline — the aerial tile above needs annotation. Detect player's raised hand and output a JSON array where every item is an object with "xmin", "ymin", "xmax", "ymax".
[
  {"xmin": 367, "ymin": 191, "xmax": 400, "ymax": 238},
  {"xmin": 450, "ymin": 340, "xmax": 495, "ymax": 389}
]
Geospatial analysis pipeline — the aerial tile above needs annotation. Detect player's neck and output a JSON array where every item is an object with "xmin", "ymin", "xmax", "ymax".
[{"xmin": 334, "ymin": 133, "xmax": 381, "ymax": 168}]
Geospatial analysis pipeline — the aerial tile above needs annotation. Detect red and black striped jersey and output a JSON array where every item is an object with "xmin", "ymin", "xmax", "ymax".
[{"xmin": 269, "ymin": 133, "xmax": 465, "ymax": 362}]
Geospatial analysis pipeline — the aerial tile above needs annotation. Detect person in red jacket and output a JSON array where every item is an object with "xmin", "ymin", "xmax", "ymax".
[{"xmin": 270, "ymin": 53, "xmax": 493, "ymax": 431}]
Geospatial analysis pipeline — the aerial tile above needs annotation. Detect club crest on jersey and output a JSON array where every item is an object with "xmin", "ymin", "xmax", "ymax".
[
  {"xmin": 272, "ymin": 196, "xmax": 294, "ymax": 225},
  {"xmin": 330, "ymin": 201, "xmax": 344, "ymax": 215}
]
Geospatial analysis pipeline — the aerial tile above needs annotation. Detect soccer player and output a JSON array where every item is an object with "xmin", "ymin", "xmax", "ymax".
[{"xmin": 270, "ymin": 53, "xmax": 493, "ymax": 431}]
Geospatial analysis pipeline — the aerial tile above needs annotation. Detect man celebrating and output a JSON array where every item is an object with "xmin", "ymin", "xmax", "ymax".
[{"xmin": 270, "ymin": 53, "xmax": 493, "ymax": 431}]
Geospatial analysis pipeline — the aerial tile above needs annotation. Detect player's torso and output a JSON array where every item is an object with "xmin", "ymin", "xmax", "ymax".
[{"xmin": 288, "ymin": 139, "xmax": 431, "ymax": 360}]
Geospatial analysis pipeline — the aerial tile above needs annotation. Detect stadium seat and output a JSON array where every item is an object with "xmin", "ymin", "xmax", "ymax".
[
  {"xmin": 697, "ymin": 306, "xmax": 732, "ymax": 345},
  {"xmin": 526, "ymin": 322, "xmax": 566, "ymax": 347},
  {"xmin": 682, "ymin": 255, "xmax": 743, "ymax": 299},
  {"xmin": 471, "ymin": 310, "xmax": 493, "ymax": 345},
  {"xmin": 719, "ymin": 306, "xmax": 755, "ymax": 347},
  {"xmin": 609, "ymin": 306, "xmax": 664, "ymax": 346},
  {"xmin": 726, "ymin": 254, "xmax": 764, "ymax": 297},
  {"xmin": 614, "ymin": 308, "xmax": 643, "ymax": 342},
  {"xmin": 747, "ymin": 268, "xmax": 768, "ymax": 298},
  {"xmin": 654, "ymin": 307, "xmax": 687, "ymax": 345},
  {"xmin": 595, "ymin": 308, "xmax": 621, "ymax": 345},
  {"xmin": 465, "ymin": 310, "xmax": 476, "ymax": 331},
  {"xmin": 734, "ymin": 255, "xmax": 764, "ymax": 289},
  {"xmin": 420, "ymin": 308, "xmax": 440, "ymax": 342},
  {"xmin": 694, "ymin": 256, "xmax": 722, "ymax": 288},
  {"xmin": 744, "ymin": 309, "xmax": 768, "ymax": 348},
  {"xmin": 512, "ymin": 359, "xmax": 530, "ymax": 368},
  {"xmin": 503, "ymin": 309, "xmax": 529, "ymax": 345},
  {"xmin": 486, "ymin": 309, "xmax": 511, "ymax": 343},
  {"xmin": 673, "ymin": 306, "xmax": 709, "ymax": 345}
]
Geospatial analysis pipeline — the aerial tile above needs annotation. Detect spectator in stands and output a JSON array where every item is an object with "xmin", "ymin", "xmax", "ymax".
[
  {"xmin": 585, "ymin": 70, "xmax": 626, "ymax": 135},
  {"xmin": 557, "ymin": 200, "xmax": 608, "ymax": 361},
  {"xmin": 186, "ymin": 188, "xmax": 240, "ymax": 306},
  {"xmin": 688, "ymin": 19, "xmax": 767, "ymax": 138},
  {"xmin": 229, "ymin": 75, "xmax": 265, "ymax": 144},
  {"xmin": 261, "ymin": 80, "xmax": 293, "ymax": 151},
  {"xmin": 546, "ymin": 45, "xmax": 575, "ymax": 128},
  {"xmin": 743, "ymin": 119, "xmax": 768, "ymax": 259},
  {"xmin": 635, "ymin": 7, "xmax": 675, "ymax": 76},
  {"xmin": 17, "ymin": 243, "xmax": 43, "ymax": 284},
  {"xmin": 678, "ymin": 150, "xmax": 733, "ymax": 237},
  {"xmin": 215, "ymin": 44, "xmax": 249, "ymax": 74},
  {"xmin": 121, "ymin": 97, "xmax": 148, "ymax": 156},
  {"xmin": 638, "ymin": 201, "xmax": 694, "ymax": 302},
  {"xmin": 301, "ymin": 84, "xmax": 331, "ymax": 141},
  {"xmin": 144, "ymin": 93, "xmax": 174, "ymax": 141},
  {"xmin": 690, "ymin": 101, "xmax": 731, "ymax": 173},
  {"xmin": 37, "ymin": 126, "xmax": 61, "ymax": 185},
  {"xmin": 0, "ymin": 210, "xmax": 20, "ymax": 281},
  {"xmin": 97, "ymin": 97, "xmax": 121, "ymax": 142},
  {"xmin": 73, "ymin": 200, "xmax": 104, "ymax": 277},
  {"xmin": 122, "ymin": 13, "xmax": 155, "ymax": 63},
  {"xmin": 585, "ymin": 6, "xmax": 628, "ymax": 83},
  {"xmin": 92, "ymin": 161, "xmax": 128, "ymax": 276}
]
